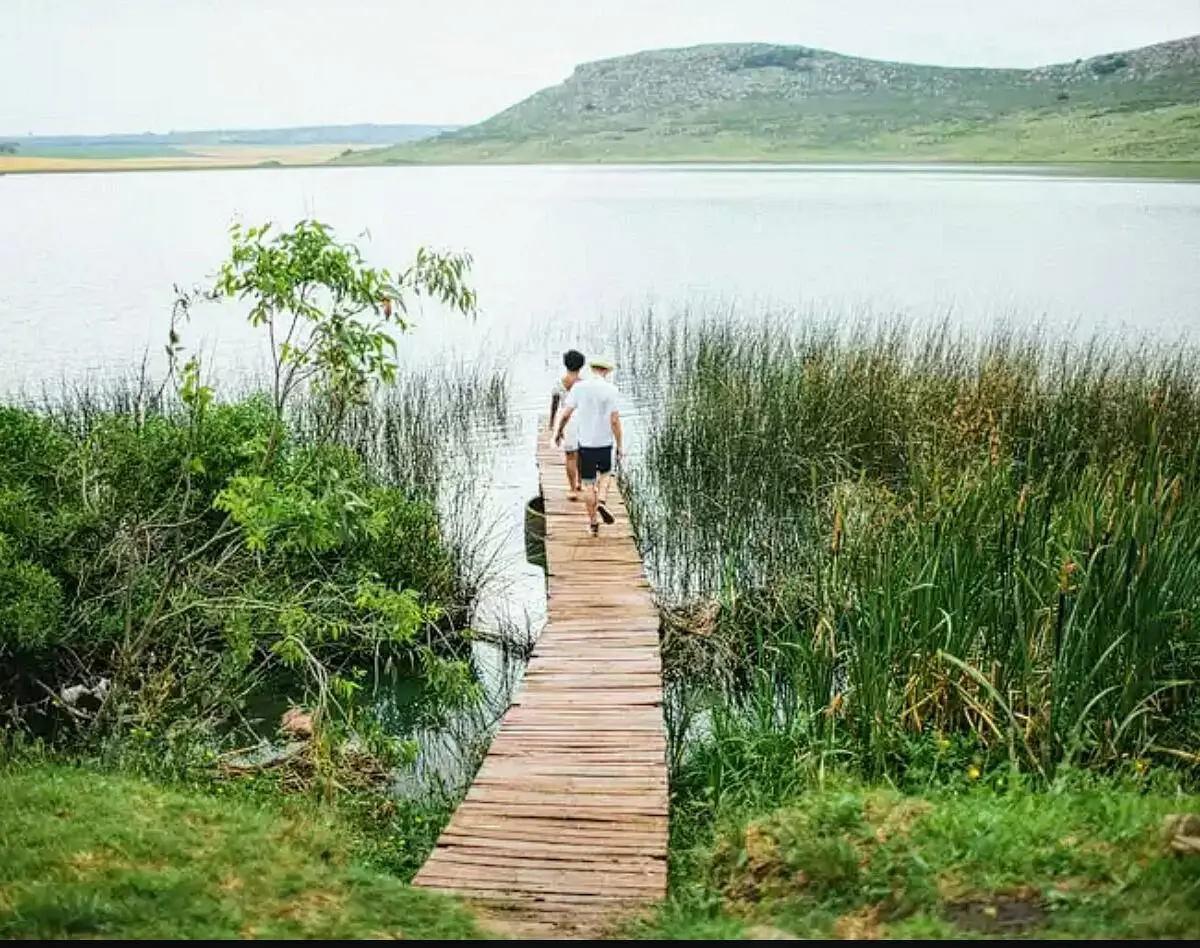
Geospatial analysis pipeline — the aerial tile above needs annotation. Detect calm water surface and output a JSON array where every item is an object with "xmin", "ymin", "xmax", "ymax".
[{"xmin": 4, "ymin": 165, "xmax": 1200, "ymax": 391}]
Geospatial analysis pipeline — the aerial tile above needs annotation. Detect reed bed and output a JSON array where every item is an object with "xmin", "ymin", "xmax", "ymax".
[{"xmin": 620, "ymin": 312, "xmax": 1200, "ymax": 785}]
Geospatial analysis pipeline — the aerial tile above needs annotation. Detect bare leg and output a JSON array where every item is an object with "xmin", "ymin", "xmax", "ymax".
[
  {"xmin": 583, "ymin": 479, "xmax": 600, "ymax": 531},
  {"xmin": 565, "ymin": 450, "xmax": 580, "ymax": 498}
]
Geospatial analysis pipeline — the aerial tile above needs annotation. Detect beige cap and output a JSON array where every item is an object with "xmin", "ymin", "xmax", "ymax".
[{"xmin": 589, "ymin": 355, "xmax": 615, "ymax": 370}]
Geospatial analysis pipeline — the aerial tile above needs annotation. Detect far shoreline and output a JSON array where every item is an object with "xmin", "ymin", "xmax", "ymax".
[{"xmin": 2, "ymin": 156, "xmax": 1199, "ymax": 182}]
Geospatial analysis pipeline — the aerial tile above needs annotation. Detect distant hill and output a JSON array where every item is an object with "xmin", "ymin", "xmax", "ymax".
[
  {"xmin": 347, "ymin": 36, "xmax": 1200, "ymax": 164},
  {"xmin": 4, "ymin": 124, "xmax": 456, "ymax": 152}
]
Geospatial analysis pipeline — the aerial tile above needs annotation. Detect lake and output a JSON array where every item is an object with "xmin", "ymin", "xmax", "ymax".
[
  {"xmin": 3, "ymin": 164, "xmax": 1200, "ymax": 771},
  {"xmin": 4, "ymin": 165, "xmax": 1200, "ymax": 395}
]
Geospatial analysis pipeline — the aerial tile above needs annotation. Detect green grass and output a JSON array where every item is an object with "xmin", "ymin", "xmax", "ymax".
[
  {"xmin": 347, "ymin": 104, "xmax": 1200, "ymax": 169},
  {"xmin": 0, "ymin": 765, "xmax": 483, "ymax": 939},
  {"xmin": 635, "ymin": 777, "xmax": 1200, "ymax": 939}
]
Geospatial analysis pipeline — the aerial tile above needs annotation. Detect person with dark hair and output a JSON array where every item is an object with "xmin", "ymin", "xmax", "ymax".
[
  {"xmin": 549, "ymin": 349, "xmax": 586, "ymax": 499},
  {"xmin": 555, "ymin": 355, "xmax": 623, "ymax": 536}
]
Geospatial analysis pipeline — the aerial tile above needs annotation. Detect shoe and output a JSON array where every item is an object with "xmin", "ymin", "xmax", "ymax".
[
  {"xmin": 597, "ymin": 501, "xmax": 615, "ymax": 525},
  {"xmin": 588, "ymin": 522, "xmax": 600, "ymax": 537}
]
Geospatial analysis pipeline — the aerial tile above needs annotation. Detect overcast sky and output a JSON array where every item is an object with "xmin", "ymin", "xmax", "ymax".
[{"xmin": 3, "ymin": 0, "xmax": 1199, "ymax": 136}]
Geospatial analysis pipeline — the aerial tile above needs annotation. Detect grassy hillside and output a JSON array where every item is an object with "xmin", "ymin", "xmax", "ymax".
[{"xmin": 349, "ymin": 36, "xmax": 1200, "ymax": 164}]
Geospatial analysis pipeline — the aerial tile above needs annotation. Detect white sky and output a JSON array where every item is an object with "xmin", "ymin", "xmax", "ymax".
[{"xmin": 3, "ymin": 0, "xmax": 1199, "ymax": 136}]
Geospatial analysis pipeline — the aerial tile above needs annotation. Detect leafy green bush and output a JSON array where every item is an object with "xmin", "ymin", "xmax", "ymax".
[
  {"xmin": 0, "ymin": 221, "xmax": 493, "ymax": 762},
  {"xmin": 0, "ymin": 533, "xmax": 63, "ymax": 649}
]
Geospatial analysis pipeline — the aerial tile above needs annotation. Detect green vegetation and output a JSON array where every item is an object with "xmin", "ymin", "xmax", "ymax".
[
  {"xmin": 1, "ymin": 221, "xmax": 491, "ymax": 762},
  {"xmin": 623, "ymin": 316, "xmax": 1200, "ymax": 780},
  {"xmin": 635, "ymin": 776, "xmax": 1200, "ymax": 939},
  {"xmin": 0, "ymin": 218, "xmax": 522, "ymax": 936},
  {"xmin": 0, "ymin": 765, "xmax": 483, "ymax": 939},
  {"xmin": 7, "ymin": 213, "xmax": 1200, "ymax": 936},
  {"xmin": 348, "ymin": 36, "xmax": 1200, "ymax": 166},
  {"xmin": 612, "ymin": 313, "xmax": 1200, "ymax": 935}
]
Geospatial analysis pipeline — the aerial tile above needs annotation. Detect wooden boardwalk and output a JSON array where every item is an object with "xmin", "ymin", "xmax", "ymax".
[{"xmin": 413, "ymin": 429, "xmax": 668, "ymax": 936}]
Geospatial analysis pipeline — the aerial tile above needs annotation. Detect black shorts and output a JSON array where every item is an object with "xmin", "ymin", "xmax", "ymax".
[{"xmin": 578, "ymin": 445, "xmax": 613, "ymax": 483}]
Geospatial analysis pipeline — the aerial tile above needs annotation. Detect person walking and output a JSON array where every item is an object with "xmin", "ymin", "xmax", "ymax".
[
  {"xmin": 554, "ymin": 355, "xmax": 623, "ymax": 536},
  {"xmin": 549, "ymin": 349, "xmax": 586, "ymax": 499}
]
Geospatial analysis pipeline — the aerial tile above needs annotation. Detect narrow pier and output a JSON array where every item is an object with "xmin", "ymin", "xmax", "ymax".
[{"xmin": 413, "ymin": 429, "xmax": 668, "ymax": 936}]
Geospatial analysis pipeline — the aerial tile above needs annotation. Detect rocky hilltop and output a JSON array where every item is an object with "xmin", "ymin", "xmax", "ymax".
[{"xmin": 349, "ymin": 35, "xmax": 1200, "ymax": 164}]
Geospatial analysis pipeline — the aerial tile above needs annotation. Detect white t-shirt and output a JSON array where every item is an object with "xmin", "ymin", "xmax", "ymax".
[
  {"xmin": 551, "ymin": 376, "xmax": 579, "ymax": 449},
  {"xmin": 564, "ymin": 376, "xmax": 620, "ymax": 448}
]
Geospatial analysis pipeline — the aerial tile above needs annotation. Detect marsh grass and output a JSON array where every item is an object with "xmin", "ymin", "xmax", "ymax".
[
  {"xmin": 298, "ymin": 363, "xmax": 513, "ymax": 613},
  {"xmin": 620, "ymin": 312, "xmax": 1200, "ymax": 790}
]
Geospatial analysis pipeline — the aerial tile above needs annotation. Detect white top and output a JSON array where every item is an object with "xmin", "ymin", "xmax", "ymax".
[
  {"xmin": 564, "ymin": 375, "xmax": 620, "ymax": 449},
  {"xmin": 552, "ymin": 376, "xmax": 579, "ymax": 450}
]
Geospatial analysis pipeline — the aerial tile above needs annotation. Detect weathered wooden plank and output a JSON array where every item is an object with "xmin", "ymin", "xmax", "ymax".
[
  {"xmin": 437, "ymin": 839, "xmax": 664, "ymax": 861},
  {"xmin": 473, "ymin": 764, "xmax": 665, "ymax": 780},
  {"xmin": 439, "ymin": 835, "xmax": 664, "ymax": 857},
  {"xmin": 443, "ymin": 814, "xmax": 668, "ymax": 841},
  {"xmin": 415, "ymin": 868, "xmax": 665, "ymax": 896},
  {"xmin": 422, "ymin": 849, "xmax": 665, "ymax": 877}
]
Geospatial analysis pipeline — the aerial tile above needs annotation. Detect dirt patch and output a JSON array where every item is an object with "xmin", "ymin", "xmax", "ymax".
[
  {"xmin": 472, "ymin": 902, "xmax": 651, "ymax": 940},
  {"xmin": 1165, "ymin": 813, "xmax": 1200, "ymax": 855},
  {"xmin": 832, "ymin": 904, "xmax": 884, "ymax": 939},
  {"xmin": 945, "ymin": 891, "xmax": 1046, "ymax": 935},
  {"xmin": 718, "ymin": 822, "xmax": 795, "ymax": 907},
  {"xmin": 272, "ymin": 889, "xmax": 348, "ymax": 927},
  {"xmin": 67, "ymin": 846, "xmax": 129, "ymax": 875},
  {"xmin": 744, "ymin": 923, "xmax": 801, "ymax": 939},
  {"xmin": 864, "ymin": 796, "xmax": 933, "ymax": 844}
]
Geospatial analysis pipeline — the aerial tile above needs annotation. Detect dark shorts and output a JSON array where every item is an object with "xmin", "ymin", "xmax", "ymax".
[{"xmin": 578, "ymin": 445, "xmax": 613, "ymax": 483}]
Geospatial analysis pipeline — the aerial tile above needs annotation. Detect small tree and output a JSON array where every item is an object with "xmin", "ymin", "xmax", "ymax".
[
  {"xmin": 172, "ymin": 220, "xmax": 476, "ymax": 437},
  {"xmin": 128, "ymin": 222, "xmax": 483, "ymax": 766}
]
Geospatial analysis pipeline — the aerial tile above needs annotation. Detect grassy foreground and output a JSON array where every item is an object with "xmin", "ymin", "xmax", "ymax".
[
  {"xmin": 639, "ymin": 777, "xmax": 1200, "ymax": 940},
  {"xmin": 0, "ymin": 765, "xmax": 482, "ymax": 940},
  {"xmin": 4, "ymin": 764, "xmax": 1196, "ymax": 940}
]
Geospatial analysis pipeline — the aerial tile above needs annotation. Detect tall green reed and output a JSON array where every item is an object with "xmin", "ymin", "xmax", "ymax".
[{"xmin": 622, "ymin": 311, "xmax": 1200, "ymax": 788}]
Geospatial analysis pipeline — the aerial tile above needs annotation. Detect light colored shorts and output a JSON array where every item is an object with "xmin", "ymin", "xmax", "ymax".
[{"xmin": 561, "ymin": 419, "xmax": 579, "ymax": 453}]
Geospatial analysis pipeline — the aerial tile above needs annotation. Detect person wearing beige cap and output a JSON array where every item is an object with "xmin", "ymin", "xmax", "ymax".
[{"xmin": 554, "ymin": 356, "xmax": 624, "ymax": 536}]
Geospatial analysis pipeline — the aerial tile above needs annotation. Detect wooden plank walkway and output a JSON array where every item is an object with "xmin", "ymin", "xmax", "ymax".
[{"xmin": 412, "ymin": 428, "xmax": 668, "ymax": 936}]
